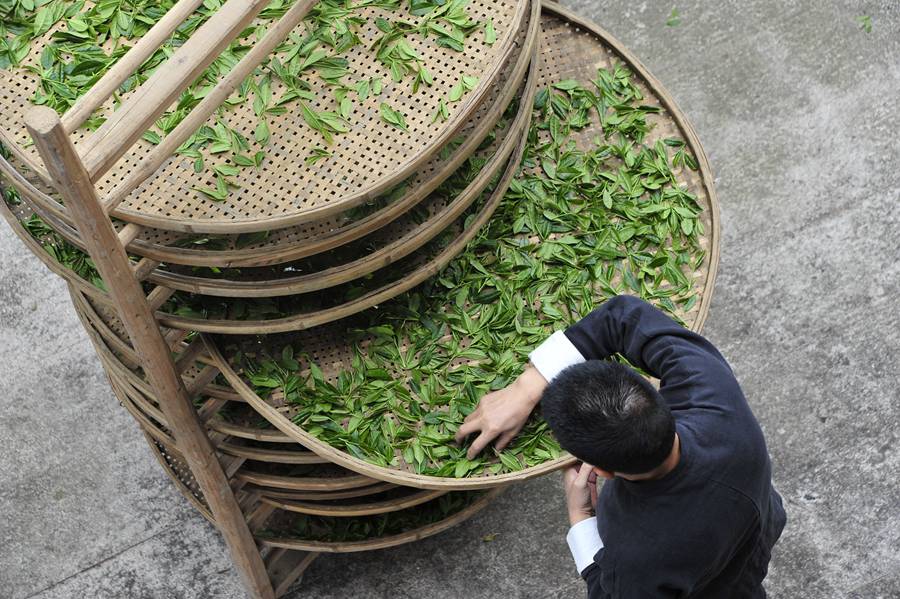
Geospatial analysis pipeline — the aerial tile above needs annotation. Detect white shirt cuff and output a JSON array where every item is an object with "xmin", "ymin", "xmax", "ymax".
[
  {"xmin": 566, "ymin": 517, "xmax": 603, "ymax": 574},
  {"xmin": 528, "ymin": 330, "xmax": 586, "ymax": 383}
]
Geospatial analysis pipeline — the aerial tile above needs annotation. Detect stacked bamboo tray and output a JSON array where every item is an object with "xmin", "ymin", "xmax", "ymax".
[{"xmin": 0, "ymin": 1, "xmax": 720, "ymax": 596}]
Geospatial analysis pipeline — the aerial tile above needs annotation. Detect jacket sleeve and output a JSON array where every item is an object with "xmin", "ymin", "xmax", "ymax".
[
  {"xmin": 582, "ymin": 563, "xmax": 609, "ymax": 599},
  {"xmin": 562, "ymin": 295, "xmax": 743, "ymax": 413}
]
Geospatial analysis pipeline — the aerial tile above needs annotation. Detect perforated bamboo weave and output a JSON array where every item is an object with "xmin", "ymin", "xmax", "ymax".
[
  {"xmin": 255, "ymin": 488, "xmax": 502, "ymax": 553},
  {"xmin": 149, "ymin": 60, "xmax": 536, "ymax": 298},
  {"xmin": 0, "ymin": 0, "xmax": 540, "ymax": 269},
  {"xmin": 0, "ymin": 0, "xmax": 530, "ymax": 234},
  {"xmin": 1, "ymin": 119, "xmax": 531, "ymax": 334}
]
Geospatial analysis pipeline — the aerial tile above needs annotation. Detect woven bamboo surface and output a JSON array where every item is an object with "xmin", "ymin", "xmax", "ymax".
[
  {"xmin": 150, "ymin": 58, "xmax": 536, "ymax": 298},
  {"xmin": 1, "ymin": 105, "xmax": 532, "ymax": 334},
  {"xmin": 197, "ymin": 3, "xmax": 722, "ymax": 490},
  {"xmin": 0, "ymin": 1, "xmax": 539, "ymax": 269},
  {"xmin": 70, "ymin": 285, "xmax": 467, "ymax": 525},
  {"xmin": 0, "ymin": 0, "xmax": 529, "ymax": 234},
  {"xmin": 146, "ymin": 426, "xmax": 499, "ymax": 552}
]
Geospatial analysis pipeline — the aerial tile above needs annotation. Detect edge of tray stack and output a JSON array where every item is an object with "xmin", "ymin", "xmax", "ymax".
[{"xmin": 0, "ymin": 0, "xmax": 721, "ymax": 560}]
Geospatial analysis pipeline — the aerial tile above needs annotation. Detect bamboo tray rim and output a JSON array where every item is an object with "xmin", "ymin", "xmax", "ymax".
[
  {"xmin": 144, "ymin": 426, "xmax": 499, "ymax": 552},
  {"xmin": 148, "ymin": 55, "xmax": 537, "ymax": 298},
  {"xmin": 256, "ymin": 488, "xmax": 503, "ymax": 553},
  {"xmin": 0, "ymin": 0, "xmax": 532, "ymax": 234},
  {"xmin": 0, "ymin": 1, "xmax": 540, "ymax": 269},
  {"xmin": 154, "ymin": 106, "xmax": 531, "ymax": 334},
  {"xmin": 543, "ymin": 0, "xmax": 721, "ymax": 332},
  {"xmin": 1, "ymin": 94, "xmax": 532, "ymax": 334},
  {"xmin": 258, "ymin": 488, "xmax": 447, "ymax": 518},
  {"xmin": 106, "ymin": 0, "xmax": 532, "ymax": 234}
]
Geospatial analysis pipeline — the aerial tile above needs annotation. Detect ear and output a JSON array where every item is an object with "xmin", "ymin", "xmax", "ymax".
[{"xmin": 593, "ymin": 466, "xmax": 614, "ymax": 480}]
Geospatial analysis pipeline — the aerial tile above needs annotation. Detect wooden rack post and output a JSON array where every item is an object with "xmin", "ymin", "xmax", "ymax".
[{"xmin": 26, "ymin": 107, "xmax": 281, "ymax": 599}]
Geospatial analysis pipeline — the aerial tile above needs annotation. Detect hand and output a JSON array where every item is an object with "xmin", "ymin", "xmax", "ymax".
[
  {"xmin": 454, "ymin": 365, "xmax": 548, "ymax": 460},
  {"xmin": 563, "ymin": 462, "xmax": 596, "ymax": 525}
]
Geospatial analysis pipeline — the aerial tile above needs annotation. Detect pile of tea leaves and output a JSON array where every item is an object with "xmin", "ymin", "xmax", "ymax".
[
  {"xmin": 0, "ymin": 0, "xmax": 487, "ymax": 199},
  {"xmin": 256, "ymin": 490, "xmax": 484, "ymax": 542},
  {"xmin": 223, "ymin": 65, "xmax": 706, "ymax": 478}
]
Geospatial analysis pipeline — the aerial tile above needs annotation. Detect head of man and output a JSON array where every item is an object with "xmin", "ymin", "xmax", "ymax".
[{"xmin": 541, "ymin": 360, "xmax": 676, "ymax": 480}]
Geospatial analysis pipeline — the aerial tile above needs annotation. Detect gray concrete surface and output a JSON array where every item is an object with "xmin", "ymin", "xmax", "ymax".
[{"xmin": 2, "ymin": 0, "xmax": 899, "ymax": 597}]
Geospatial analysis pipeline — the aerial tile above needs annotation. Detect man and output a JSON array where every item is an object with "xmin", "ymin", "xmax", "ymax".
[{"xmin": 455, "ymin": 295, "xmax": 786, "ymax": 597}]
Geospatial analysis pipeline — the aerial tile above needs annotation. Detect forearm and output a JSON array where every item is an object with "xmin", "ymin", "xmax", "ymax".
[
  {"xmin": 564, "ymin": 294, "xmax": 676, "ymax": 369},
  {"xmin": 530, "ymin": 294, "xmax": 667, "ymax": 382},
  {"xmin": 535, "ymin": 295, "xmax": 734, "ymax": 384}
]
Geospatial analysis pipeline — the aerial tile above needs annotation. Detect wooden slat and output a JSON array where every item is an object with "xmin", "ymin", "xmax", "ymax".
[
  {"xmin": 247, "ymin": 503, "xmax": 277, "ymax": 532},
  {"xmin": 146, "ymin": 285, "xmax": 175, "ymax": 312},
  {"xmin": 132, "ymin": 257, "xmax": 160, "ymax": 282},
  {"xmin": 61, "ymin": 0, "xmax": 206, "ymax": 133},
  {"xmin": 266, "ymin": 550, "xmax": 318, "ymax": 598},
  {"xmin": 186, "ymin": 364, "xmax": 222, "ymax": 397},
  {"xmin": 25, "ymin": 106, "xmax": 275, "ymax": 599},
  {"xmin": 117, "ymin": 222, "xmax": 143, "ymax": 247},
  {"xmin": 102, "ymin": 0, "xmax": 318, "ymax": 211},
  {"xmin": 79, "ymin": 0, "xmax": 272, "ymax": 180},
  {"xmin": 198, "ymin": 397, "xmax": 227, "ymax": 423},
  {"xmin": 174, "ymin": 338, "xmax": 206, "ymax": 374},
  {"xmin": 164, "ymin": 328, "xmax": 190, "ymax": 349}
]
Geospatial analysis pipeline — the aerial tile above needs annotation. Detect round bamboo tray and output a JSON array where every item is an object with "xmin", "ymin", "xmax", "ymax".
[
  {"xmin": 196, "ymin": 2, "xmax": 722, "ymax": 491},
  {"xmin": 145, "ymin": 428, "xmax": 500, "ymax": 554},
  {"xmin": 144, "ymin": 58, "xmax": 537, "ymax": 298},
  {"xmin": 154, "ymin": 119, "xmax": 530, "ymax": 335},
  {"xmin": 69, "ymin": 277, "xmax": 506, "ymax": 546},
  {"xmin": 0, "ymin": 0, "xmax": 530, "ymax": 234},
  {"xmin": 254, "ymin": 488, "xmax": 502, "ymax": 553},
  {"xmin": 2, "ymin": 56, "xmax": 538, "ymax": 301},
  {"xmin": 2, "ymin": 110, "xmax": 532, "ymax": 335},
  {"xmin": 0, "ymin": 0, "xmax": 541, "ymax": 269}
]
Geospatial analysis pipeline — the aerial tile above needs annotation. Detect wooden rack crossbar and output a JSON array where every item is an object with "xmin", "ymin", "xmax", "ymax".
[
  {"xmin": 77, "ymin": 0, "xmax": 273, "ymax": 180},
  {"xmin": 102, "ymin": 0, "xmax": 318, "ymax": 212},
  {"xmin": 60, "ymin": 0, "xmax": 206, "ymax": 133}
]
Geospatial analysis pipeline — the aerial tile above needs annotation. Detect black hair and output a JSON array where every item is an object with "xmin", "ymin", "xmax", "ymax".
[{"xmin": 540, "ymin": 360, "xmax": 675, "ymax": 475}]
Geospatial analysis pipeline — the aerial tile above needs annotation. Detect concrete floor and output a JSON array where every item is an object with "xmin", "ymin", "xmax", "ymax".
[{"xmin": 2, "ymin": 0, "xmax": 899, "ymax": 597}]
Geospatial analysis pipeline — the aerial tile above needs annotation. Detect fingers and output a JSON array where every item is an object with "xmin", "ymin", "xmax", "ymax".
[
  {"xmin": 454, "ymin": 415, "xmax": 480, "ymax": 444},
  {"xmin": 494, "ymin": 429, "xmax": 519, "ymax": 452},
  {"xmin": 466, "ymin": 431, "xmax": 495, "ymax": 460},
  {"xmin": 453, "ymin": 399, "xmax": 486, "ymax": 443},
  {"xmin": 574, "ymin": 462, "xmax": 593, "ymax": 488}
]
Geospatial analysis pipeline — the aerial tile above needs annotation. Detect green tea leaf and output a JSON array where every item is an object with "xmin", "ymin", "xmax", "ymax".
[
  {"xmin": 484, "ymin": 18, "xmax": 496, "ymax": 45},
  {"xmin": 380, "ymin": 103, "xmax": 408, "ymax": 130}
]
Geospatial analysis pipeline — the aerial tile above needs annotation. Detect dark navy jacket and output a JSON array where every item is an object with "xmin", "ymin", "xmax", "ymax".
[{"xmin": 564, "ymin": 296, "xmax": 786, "ymax": 598}]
